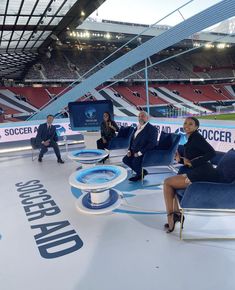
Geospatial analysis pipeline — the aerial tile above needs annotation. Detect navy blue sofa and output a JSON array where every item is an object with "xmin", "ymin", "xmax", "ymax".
[
  {"xmin": 177, "ymin": 148, "xmax": 235, "ymax": 239},
  {"xmin": 142, "ymin": 132, "xmax": 181, "ymax": 183}
]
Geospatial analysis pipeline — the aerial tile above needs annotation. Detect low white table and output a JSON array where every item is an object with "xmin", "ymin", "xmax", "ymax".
[
  {"xmin": 69, "ymin": 165, "xmax": 127, "ymax": 214},
  {"xmin": 68, "ymin": 149, "xmax": 109, "ymax": 168}
]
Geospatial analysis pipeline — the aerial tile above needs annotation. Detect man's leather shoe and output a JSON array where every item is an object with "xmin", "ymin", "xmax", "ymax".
[
  {"xmin": 129, "ymin": 175, "xmax": 141, "ymax": 182},
  {"xmin": 38, "ymin": 157, "xmax": 42, "ymax": 162},
  {"xmin": 128, "ymin": 170, "xmax": 148, "ymax": 182},
  {"xmin": 57, "ymin": 159, "xmax": 64, "ymax": 164},
  {"xmin": 143, "ymin": 169, "xmax": 148, "ymax": 177}
]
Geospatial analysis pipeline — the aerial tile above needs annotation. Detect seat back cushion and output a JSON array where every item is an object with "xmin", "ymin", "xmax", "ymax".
[
  {"xmin": 158, "ymin": 132, "xmax": 173, "ymax": 150},
  {"xmin": 117, "ymin": 126, "xmax": 131, "ymax": 138},
  {"xmin": 211, "ymin": 151, "xmax": 225, "ymax": 166},
  {"xmin": 117, "ymin": 126, "xmax": 134, "ymax": 138},
  {"xmin": 217, "ymin": 149, "xmax": 235, "ymax": 183}
]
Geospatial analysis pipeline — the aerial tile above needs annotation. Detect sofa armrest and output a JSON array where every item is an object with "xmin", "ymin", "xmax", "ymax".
[{"xmin": 181, "ymin": 182, "xmax": 235, "ymax": 210}]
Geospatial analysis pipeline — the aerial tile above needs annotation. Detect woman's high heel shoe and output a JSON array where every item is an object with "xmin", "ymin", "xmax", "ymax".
[
  {"xmin": 164, "ymin": 212, "xmax": 185, "ymax": 229},
  {"xmin": 174, "ymin": 212, "xmax": 185, "ymax": 228},
  {"xmin": 166, "ymin": 213, "xmax": 177, "ymax": 233}
]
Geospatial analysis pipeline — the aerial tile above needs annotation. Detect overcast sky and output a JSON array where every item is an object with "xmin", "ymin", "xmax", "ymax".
[{"xmin": 90, "ymin": 0, "xmax": 222, "ymax": 26}]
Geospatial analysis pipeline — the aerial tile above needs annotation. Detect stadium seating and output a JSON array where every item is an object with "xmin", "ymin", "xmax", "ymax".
[
  {"xmin": 1, "ymin": 43, "xmax": 235, "ymax": 123},
  {"xmin": 0, "ymin": 81, "xmax": 234, "ymax": 123},
  {"xmin": 22, "ymin": 46, "xmax": 235, "ymax": 82}
]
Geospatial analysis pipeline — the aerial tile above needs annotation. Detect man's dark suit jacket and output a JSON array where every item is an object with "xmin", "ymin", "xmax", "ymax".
[
  {"xmin": 129, "ymin": 122, "xmax": 157, "ymax": 155},
  {"xmin": 36, "ymin": 123, "xmax": 58, "ymax": 146}
]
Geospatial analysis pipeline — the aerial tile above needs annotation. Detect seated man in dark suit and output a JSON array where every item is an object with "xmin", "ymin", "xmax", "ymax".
[
  {"xmin": 123, "ymin": 111, "xmax": 157, "ymax": 181},
  {"xmin": 36, "ymin": 114, "xmax": 64, "ymax": 163}
]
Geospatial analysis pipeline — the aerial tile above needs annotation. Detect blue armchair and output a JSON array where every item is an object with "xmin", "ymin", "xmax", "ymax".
[
  {"xmin": 30, "ymin": 137, "xmax": 41, "ymax": 161},
  {"xmin": 177, "ymin": 149, "xmax": 235, "ymax": 240},
  {"xmin": 141, "ymin": 132, "xmax": 181, "ymax": 182},
  {"xmin": 108, "ymin": 126, "xmax": 135, "ymax": 157}
]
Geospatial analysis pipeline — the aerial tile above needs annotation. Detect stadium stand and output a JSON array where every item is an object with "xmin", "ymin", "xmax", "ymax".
[
  {"xmin": 1, "ymin": 19, "xmax": 235, "ymax": 122},
  {"xmin": 22, "ymin": 45, "xmax": 235, "ymax": 83},
  {"xmin": 1, "ymin": 81, "xmax": 235, "ymax": 122}
]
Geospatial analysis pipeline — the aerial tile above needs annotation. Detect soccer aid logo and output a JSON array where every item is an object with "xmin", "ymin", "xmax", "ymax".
[
  {"xmin": 175, "ymin": 127, "xmax": 187, "ymax": 145},
  {"xmin": 55, "ymin": 125, "xmax": 66, "ymax": 136},
  {"xmin": 85, "ymin": 107, "xmax": 96, "ymax": 119}
]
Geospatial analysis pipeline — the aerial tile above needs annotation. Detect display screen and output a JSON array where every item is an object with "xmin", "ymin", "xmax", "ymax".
[{"xmin": 68, "ymin": 100, "xmax": 113, "ymax": 131}]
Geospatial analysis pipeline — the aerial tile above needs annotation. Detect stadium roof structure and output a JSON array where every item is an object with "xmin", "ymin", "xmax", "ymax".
[
  {"xmin": 0, "ymin": 0, "xmax": 105, "ymax": 79},
  {"xmin": 76, "ymin": 18, "xmax": 235, "ymax": 46}
]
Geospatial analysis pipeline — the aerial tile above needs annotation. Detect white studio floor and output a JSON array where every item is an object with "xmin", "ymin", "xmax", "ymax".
[{"xmin": 1, "ymin": 144, "xmax": 235, "ymax": 290}]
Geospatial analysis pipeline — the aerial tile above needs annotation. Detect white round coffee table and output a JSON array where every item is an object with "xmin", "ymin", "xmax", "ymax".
[
  {"xmin": 69, "ymin": 165, "xmax": 127, "ymax": 214},
  {"xmin": 68, "ymin": 149, "xmax": 109, "ymax": 168}
]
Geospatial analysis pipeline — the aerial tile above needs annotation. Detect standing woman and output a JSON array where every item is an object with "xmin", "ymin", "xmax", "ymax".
[
  {"xmin": 163, "ymin": 117, "xmax": 220, "ymax": 233},
  {"xmin": 97, "ymin": 112, "xmax": 119, "ymax": 150}
]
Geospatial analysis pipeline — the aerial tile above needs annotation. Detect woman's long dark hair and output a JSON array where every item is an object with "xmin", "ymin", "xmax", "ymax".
[{"xmin": 103, "ymin": 111, "xmax": 111, "ymax": 121}]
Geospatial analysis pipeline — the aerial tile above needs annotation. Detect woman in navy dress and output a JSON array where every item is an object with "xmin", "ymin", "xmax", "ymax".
[{"xmin": 163, "ymin": 117, "xmax": 220, "ymax": 233}]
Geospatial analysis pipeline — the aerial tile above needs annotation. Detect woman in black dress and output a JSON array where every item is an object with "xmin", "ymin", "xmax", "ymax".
[
  {"xmin": 96, "ymin": 112, "xmax": 119, "ymax": 150},
  {"xmin": 163, "ymin": 117, "xmax": 220, "ymax": 233}
]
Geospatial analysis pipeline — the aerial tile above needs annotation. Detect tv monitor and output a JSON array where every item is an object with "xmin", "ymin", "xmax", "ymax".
[{"xmin": 68, "ymin": 100, "xmax": 114, "ymax": 131}]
